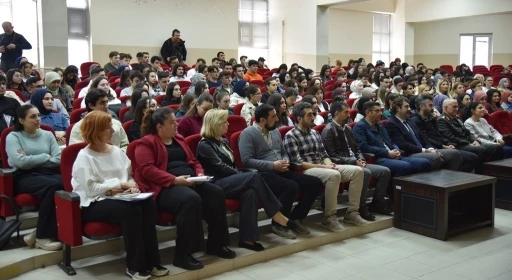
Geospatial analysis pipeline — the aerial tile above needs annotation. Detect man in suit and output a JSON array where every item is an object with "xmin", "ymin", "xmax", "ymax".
[
  {"xmin": 385, "ymin": 96, "xmax": 462, "ymax": 171},
  {"xmin": 437, "ymin": 98, "xmax": 501, "ymax": 174},
  {"xmin": 353, "ymin": 101, "xmax": 431, "ymax": 178},
  {"xmin": 321, "ymin": 101, "xmax": 392, "ymax": 215},
  {"xmin": 410, "ymin": 94, "xmax": 479, "ymax": 173}
]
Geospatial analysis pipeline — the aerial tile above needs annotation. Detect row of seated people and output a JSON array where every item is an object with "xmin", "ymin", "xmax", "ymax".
[{"xmin": 6, "ymin": 79, "xmax": 512, "ymax": 278}]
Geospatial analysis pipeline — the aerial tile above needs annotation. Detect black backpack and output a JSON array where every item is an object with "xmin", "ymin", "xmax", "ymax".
[{"xmin": 0, "ymin": 195, "xmax": 22, "ymax": 250}]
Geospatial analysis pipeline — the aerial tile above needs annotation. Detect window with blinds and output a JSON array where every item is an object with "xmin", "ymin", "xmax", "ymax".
[
  {"xmin": 67, "ymin": 0, "xmax": 90, "ymax": 68},
  {"xmin": 238, "ymin": 0, "xmax": 269, "ymax": 60},
  {"xmin": 372, "ymin": 13, "xmax": 391, "ymax": 65}
]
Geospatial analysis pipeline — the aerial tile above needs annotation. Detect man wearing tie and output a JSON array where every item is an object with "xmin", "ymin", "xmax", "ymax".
[
  {"xmin": 385, "ymin": 97, "xmax": 462, "ymax": 171},
  {"xmin": 353, "ymin": 101, "xmax": 431, "ymax": 178}
]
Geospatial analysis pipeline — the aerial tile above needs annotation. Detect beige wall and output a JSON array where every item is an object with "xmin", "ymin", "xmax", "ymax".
[
  {"xmin": 413, "ymin": 13, "xmax": 512, "ymax": 67},
  {"xmin": 89, "ymin": 0, "xmax": 238, "ymax": 65},
  {"xmin": 328, "ymin": 8, "xmax": 373, "ymax": 66}
]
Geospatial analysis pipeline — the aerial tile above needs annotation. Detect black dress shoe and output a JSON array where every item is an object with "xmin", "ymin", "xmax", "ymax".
[
  {"xmin": 359, "ymin": 206, "xmax": 376, "ymax": 221},
  {"xmin": 173, "ymin": 255, "xmax": 204, "ymax": 270},
  {"xmin": 239, "ymin": 241, "xmax": 265, "ymax": 252},
  {"xmin": 206, "ymin": 246, "xmax": 236, "ymax": 259}
]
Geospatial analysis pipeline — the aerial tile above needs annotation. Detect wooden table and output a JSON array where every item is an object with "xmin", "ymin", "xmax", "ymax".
[
  {"xmin": 484, "ymin": 158, "xmax": 512, "ymax": 210},
  {"xmin": 393, "ymin": 170, "xmax": 495, "ymax": 241}
]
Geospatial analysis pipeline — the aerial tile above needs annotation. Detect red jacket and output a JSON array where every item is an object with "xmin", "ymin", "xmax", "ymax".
[
  {"xmin": 177, "ymin": 114, "xmax": 203, "ymax": 138},
  {"xmin": 133, "ymin": 133, "xmax": 204, "ymax": 199}
]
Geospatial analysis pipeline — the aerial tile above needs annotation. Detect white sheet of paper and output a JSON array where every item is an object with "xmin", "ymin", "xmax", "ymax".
[
  {"xmin": 187, "ymin": 176, "xmax": 213, "ymax": 182},
  {"xmin": 102, "ymin": 192, "xmax": 153, "ymax": 202}
]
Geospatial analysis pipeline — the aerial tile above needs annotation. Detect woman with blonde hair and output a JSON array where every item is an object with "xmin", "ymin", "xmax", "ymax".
[
  {"xmin": 377, "ymin": 86, "xmax": 387, "ymax": 108},
  {"xmin": 436, "ymin": 78, "xmax": 453, "ymax": 98},
  {"xmin": 72, "ymin": 111, "xmax": 168, "ymax": 279},
  {"xmin": 450, "ymin": 82, "xmax": 466, "ymax": 98},
  {"xmin": 196, "ymin": 109, "xmax": 298, "ymax": 251},
  {"xmin": 498, "ymin": 78, "xmax": 510, "ymax": 93}
]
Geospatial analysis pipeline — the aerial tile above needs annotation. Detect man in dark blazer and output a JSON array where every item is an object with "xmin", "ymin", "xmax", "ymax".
[
  {"xmin": 437, "ymin": 98, "xmax": 501, "ymax": 174},
  {"xmin": 322, "ymin": 101, "xmax": 392, "ymax": 215},
  {"xmin": 385, "ymin": 96, "xmax": 462, "ymax": 171},
  {"xmin": 410, "ymin": 95, "xmax": 479, "ymax": 173},
  {"xmin": 352, "ymin": 101, "xmax": 431, "ymax": 178}
]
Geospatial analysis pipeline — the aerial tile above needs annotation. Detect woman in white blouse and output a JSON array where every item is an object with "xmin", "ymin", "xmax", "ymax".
[
  {"xmin": 463, "ymin": 102, "xmax": 510, "ymax": 159},
  {"xmin": 241, "ymin": 85, "xmax": 262, "ymax": 126},
  {"xmin": 71, "ymin": 111, "xmax": 168, "ymax": 280}
]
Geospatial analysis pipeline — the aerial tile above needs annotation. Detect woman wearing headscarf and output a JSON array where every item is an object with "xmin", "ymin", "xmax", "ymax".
[
  {"xmin": 352, "ymin": 87, "xmax": 375, "ymax": 110},
  {"xmin": 31, "ymin": 89, "xmax": 69, "ymax": 144},
  {"xmin": 433, "ymin": 94, "xmax": 448, "ymax": 114},
  {"xmin": 498, "ymin": 78, "xmax": 510, "ymax": 93},
  {"xmin": 501, "ymin": 91, "xmax": 512, "ymax": 112},
  {"xmin": 354, "ymin": 96, "xmax": 371, "ymax": 122},
  {"xmin": 473, "ymin": 90, "xmax": 487, "ymax": 105},
  {"xmin": 185, "ymin": 73, "xmax": 206, "ymax": 95},
  {"xmin": 45, "ymin": 72, "xmax": 72, "ymax": 111},
  {"xmin": 230, "ymin": 80, "xmax": 248, "ymax": 108}
]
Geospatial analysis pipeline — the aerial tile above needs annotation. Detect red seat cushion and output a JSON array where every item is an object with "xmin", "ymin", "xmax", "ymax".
[
  {"xmin": 14, "ymin": 194, "xmax": 40, "ymax": 207},
  {"xmin": 158, "ymin": 212, "xmax": 175, "ymax": 224},
  {"xmin": 83, "ymin": 222, "xmax": 121, "ymax": 238},
  {"xmin": 225, "ymin": 199, "xmax": 241, "ymax": 212}
]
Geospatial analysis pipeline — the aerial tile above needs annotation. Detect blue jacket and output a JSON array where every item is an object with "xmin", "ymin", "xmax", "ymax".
[
  {"xmin": 40, "ymin": 112, "xmax": 69, "ymax": 132},
  {"xmin": 385, "ymin": 116, "xmax": 433, "ymax": 155},
  {"xmin": 352, "ymin": 119, "xmax": 398, "ymax": 159}
]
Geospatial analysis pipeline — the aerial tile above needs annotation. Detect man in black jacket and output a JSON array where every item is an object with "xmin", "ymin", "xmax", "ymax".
[
  {"xmin": 0, "ymin": 22, "xmax": 32, "ymax": 72},
  {"xmin": 437, "ymin": 98, "xmax": 500, "ymax": 173},
  {"xmin": 410, "ymin": 95, "xmax": 478, "ymax": 173},
  {"xmin": 160, "ymin": 29, "xmax": 187, "ymax": 64},
  {"xmin": 321, "ymin": 101, "xmax": 392, "ymax": 216}
]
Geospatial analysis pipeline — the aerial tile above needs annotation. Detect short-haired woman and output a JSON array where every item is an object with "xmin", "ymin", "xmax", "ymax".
[
  {"xmin": 72, "ymin": 111, "xmax": 168, "ymax": 279},
  {"xmin": 6, "ymin": 105, "xmax": 63, "ymax": 251},
  {"xmin": 197, "ymin": 109, "xmax": 298, "ymax": 251},
  {"xmin": 135, "ymin": 107, "xmax": 235, "ymax": 270}
]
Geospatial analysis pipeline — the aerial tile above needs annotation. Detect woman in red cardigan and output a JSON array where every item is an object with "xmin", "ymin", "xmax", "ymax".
[
  {"xmin": 133, "ymin": 107, "xmax": 235, "ymax": 271},
  {"xmin": 177, "ymin": 93, "xmax": 214, "ymax": 137}
]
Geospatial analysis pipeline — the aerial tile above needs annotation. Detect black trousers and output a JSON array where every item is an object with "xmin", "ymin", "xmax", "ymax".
[
  {"xmin": 214, "ymin": 172, "xmax": 282, "ymax": 242},
  {"xmin": 14, "ymin": 172, "xmax": 63, "ymax": 239},
  {"xmin": 260, "ymin": 171, "xmax": 323, "ymax": 221},
  {"xmin": 81, "ymin": 199, "xmax": 160, "ymax": 273},
  {"xmin": 460, "ymin": 143, "xmax": 503, "ymax": 174},
  {"xmin": 458, "ymin": 149, "xmax": 480, "ymax": 173},
  {"xmin": 156, "ymin": 183, "xmax": 230, "ymax": 259}
]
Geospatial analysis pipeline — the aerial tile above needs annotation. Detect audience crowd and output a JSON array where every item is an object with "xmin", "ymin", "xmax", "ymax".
[{"xmin": 2, "ymin": 30, "xmax": 512, "ymax": 279}]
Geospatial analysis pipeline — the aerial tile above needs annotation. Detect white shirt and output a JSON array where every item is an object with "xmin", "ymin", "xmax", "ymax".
[
  {"xmin": 78, "ymin": 81, "xmax": 117, "ymax": 108},
  {"xmin": 120, "ymin": 87, "xmax": 134, "ymax": 97},
  {"xmin": 186, "ymin": 68, "xmax": 197, "ymax": 78},
  {"xmin": 349, "ymin": 91, "xmax": 361, "ymax": 99},
  {"xmin": 71, "ymin": 146, "xmax": 134, "ymax": 208},
  {"xmin": 314, "ymin": 114, "xmax": 324, "ymax": 126},
  {"xmin": 170, "ymin": 76, "xmax": 190, "ymax": 82},
  {"xmin": 70, "ymin": 118, "xmax": 129, "ymax": 152}
]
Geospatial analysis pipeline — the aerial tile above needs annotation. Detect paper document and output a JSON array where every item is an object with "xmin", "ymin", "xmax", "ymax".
[
  {"xmin": 187, "ymin": 176, "xmax": 213, "ymax": 182},
  {"xmin": 102, "ymin": 192, "xmax": 153, "ymax": 202}
]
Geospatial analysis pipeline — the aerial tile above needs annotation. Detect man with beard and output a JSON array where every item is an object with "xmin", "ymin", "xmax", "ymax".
[
  {"xmin": 385, "ymin": 96, "xmax": 462, "ymax": 171},
  {"xmin": 160, "ymin": 29, "xmax": 187, "ymax": 63},
  {"xmin": 321, "ymin": 101, "xmax": 392, "ymax": 216},
  {"xmin": 238, "ymin": 104, "xmax": 323, "ymax": 237},
  {"xmin": 410, "ymin": 94, "xmax": 479, "ymax": 173},
  {"xmin": 283, "ymin": 102, "xmax": 368, "ymax": 232}
]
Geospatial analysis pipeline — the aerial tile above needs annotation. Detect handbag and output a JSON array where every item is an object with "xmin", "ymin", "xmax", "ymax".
[{"xmin": 0, "ymin": 195, "xmax": 22, "ymax": 250}]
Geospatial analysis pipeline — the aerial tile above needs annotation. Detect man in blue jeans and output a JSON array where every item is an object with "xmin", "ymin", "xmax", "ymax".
[{"xmin": 353, "ymin": 101, "xmax": 431, "ymax": 180}]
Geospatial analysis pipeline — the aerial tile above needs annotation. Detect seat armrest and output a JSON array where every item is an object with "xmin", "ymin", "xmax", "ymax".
[
  {"xmin": 330, "ymin": 157, "xmax": 342, "ymax": 164},
  {"xmin": 55, "ymin": 190, "xmax": 80, "ymax": 201},
  {"xmin": 0, "ymin": 168, "xmax": 16, "ymax": 175},
  {"xmin": 54, "ymin": 190, "xmax": 83, "ymax": 246},
  {"xmin": 0, "ymin": 169, "xmax": 15, "ymax": 217},
  {"xmin": 362, "ymin": 153, "xmax": 376, "ymax": 164}
]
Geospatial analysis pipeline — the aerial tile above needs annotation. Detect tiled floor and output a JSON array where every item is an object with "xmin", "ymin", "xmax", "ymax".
[
  {"xmin": 10, "ymin": 209, "xmax": 512, "ymax": 280},
  {"xmin": 206, "ymin": 208, "xmax": 512, "ymax": 280}
]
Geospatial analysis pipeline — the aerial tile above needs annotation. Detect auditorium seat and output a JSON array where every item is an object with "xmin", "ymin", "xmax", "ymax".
[
  {"xmin": 176, "ymin": 80, "xmax": 191, "ymax": 88},
  {"xmin": 155, "ymin": 94, "xmax": 165, "ymax": 105},
  {"xmin": 80, "ymin": 62, "xmax": 99, "ymax": 77},
  {"xmin": 0, "ymin": 125, "xmax": 56, "ymax": 217},
  {"xmin": 73, "ymin": 97, "xmax": 84, "ymax": 110},
  {"xmin": 70, "ymin": 108, "xmax": 87, "ymax": 125},
  {"xmin": 490, "ymin": 111, "xmax": 512, "ymax": 135},
  {"xmin": 7, "ymin": 88, "xmax": 25, "ymax": 102},
  {"xmin": 313, "ymin": 123, "xmax": 326, "ymax": 134},
  {"xmin": 226, "ymin": 115, "xmax": 247, "ymax": 141},
  {"xmin": 122, "ymin": 120, "xmax": 133, "ymax": 136},
  {"xmin": 74, "ymin": 80, "xmax": 89, "ymax": 91},
  {"xmin": 233, "ymin": 103, "xmax": 244, "ymax": 116},
  {"xmin": 55, "ymin": 142, "xmax": 123, "ymax": 275},
  {"xmin": 349, "ymin": 109, "xmax": 358, "ymax": 121},
  {"xmin": 439, "ymin": 65, "xmax": 453, "ymax": 75}
]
